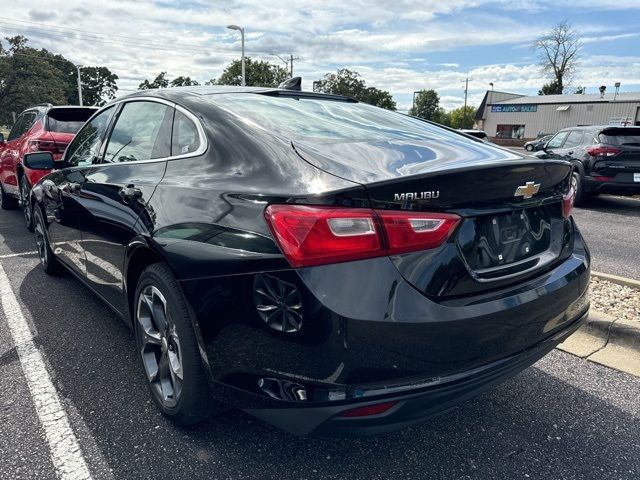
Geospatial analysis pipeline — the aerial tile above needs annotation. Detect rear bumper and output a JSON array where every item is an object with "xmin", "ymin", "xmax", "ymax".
[
  {"xmin": 583, "ymin": 176, "xmax": 640, "ymax": 195},
  {"xmin": 246, "ymin": 310, "xmax": 587, "ymax": 437},
  {"xmin": 181, "ymin": 224, "xmax": 590, "ymax": 436}
]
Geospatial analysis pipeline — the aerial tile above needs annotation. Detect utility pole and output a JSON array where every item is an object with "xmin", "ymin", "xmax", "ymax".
[
  {"xmin": 76, "ymin": 65, "xmax": 83, "ymax": 106},
  {"xmin": 289, "ymin": 53, "xmax": 299, "ymax": 76},
  {"xmin": 273, "ymin": 53, "xmax": 299, "ymax": 77}
]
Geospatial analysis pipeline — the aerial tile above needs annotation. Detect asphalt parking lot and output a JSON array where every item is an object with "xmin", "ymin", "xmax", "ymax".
[{"xmin": 1, "ymin": 200, "xmax": 639, "ymax": 480}]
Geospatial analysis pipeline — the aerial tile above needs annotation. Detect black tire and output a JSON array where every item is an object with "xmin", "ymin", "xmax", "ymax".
[
  {"xmin": 525, "ymin": 144, "xmax": 534, "ymax": 151},
  {"xmin": 33, "ymin": 206, "xmax": 63, "ymax": 275},
  {"xmin": 134, "ymin": 262, "xmax": 226, "ymax": 426},
  {"xmin": 0, "ymin": 182, "xmax": 18, "ymax": 210},
  {"xmin": 572, "ymin": 171, "xmax": 588, "ymax": 207},
  {"xmin": 20, "ymin": 176, "xmax": 34, "ymax": 232}
]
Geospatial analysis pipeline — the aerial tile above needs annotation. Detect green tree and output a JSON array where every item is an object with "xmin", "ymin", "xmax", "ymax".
[
  {"xmin": 314, "ymin": 69, "xmax": 396, "ymax": 110},
  {"xmin": 209, "ymin": 58, "xmax": 289, "ymax": 87},
  {"xmin": 170, "ymin": 76, "xmax": 199, "ymax": 87},
  {"xmin": 448, "ymin": 105, "xmax": 476, "ymax": 129},
  {"xmin": 80, "ymin": 66, "xmax": 118, "ymax": 106},
  {"xmin": 0, "ymin": 36, "xmax": 119, "ymax": 124},
  {"xmin": 138, "ymin": 72, "xmax": 170, "ymax": 90},
  {"xmin": 534, "ymin": 21, "xmax": 581, "ymax": 95},
  {"xmin": 409, "ymin": 89, "xmax": 443, "ymax": 121},
  {"xmin": 538, "ymin": 80, "xmax": 563, "ymax": 95},
  {"xmin": 0, "ymin": 36, "xmax": 69, "ymax": 126}
]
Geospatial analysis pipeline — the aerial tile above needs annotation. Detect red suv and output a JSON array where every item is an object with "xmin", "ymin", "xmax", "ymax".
[{"xmin": 0, "ymin": 104, "xmax": 97, "ymax": 229}]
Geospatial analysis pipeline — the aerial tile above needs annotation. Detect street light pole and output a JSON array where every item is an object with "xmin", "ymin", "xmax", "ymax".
[
  {"xmin": 76, "ymin": 65, "xmax": 83, "ymax": 106},
  {"xmin": 227, "ymin": 25, "xmax": 245, "ymax": 86},
  {"xmin": 461, "ymin": 77, "xmax": 470, "ymax": 128}
]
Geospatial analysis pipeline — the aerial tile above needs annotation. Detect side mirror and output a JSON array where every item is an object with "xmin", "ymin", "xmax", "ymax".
[{"xmin": 23, "ymin": 152, "xmax": 56, "ymax": 170}]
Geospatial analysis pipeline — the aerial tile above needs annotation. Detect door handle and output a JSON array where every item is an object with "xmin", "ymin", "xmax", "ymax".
[
  {"xmin": 119, "ymin": 184, "xmax": 143, "ymax": 201},
  {"xmin": 567, "ymin": 151, "xmax": 574, "ymax": 155},
  {"xmin": 61, "ymin": 182, "xmax": 81, "ymax": 194}
]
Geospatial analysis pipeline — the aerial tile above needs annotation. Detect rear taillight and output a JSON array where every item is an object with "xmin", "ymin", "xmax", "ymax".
[
  {"xmin": 28, "ymin": 139, "xmax": 60, "ymax": 154},
  {"xmin": 587, "ymin": 145, "xmax": 620, "ymax": 157},
  {"xmin": 264, "ymin": 205, "xmax": 460, "ymax": 267},
  {"xmin": 375, "ymin": 210, "xmax": 460, "ymax": 255},
  {"xmin": 563, "ymin": 184, "xmax": 575, "ymax": 219}
]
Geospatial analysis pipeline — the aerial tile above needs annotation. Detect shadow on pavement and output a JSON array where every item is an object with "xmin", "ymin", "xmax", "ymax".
[{"xmin": 578, "ymin": 194, "xmax": 640, "ymax": 218}]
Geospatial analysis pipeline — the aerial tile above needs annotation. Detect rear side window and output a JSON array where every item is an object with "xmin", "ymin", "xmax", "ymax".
[
  {"xmin": 7, "ymin": 111, "xmax": 37, "ymax": 141},
  {"xmin": 563, "ymin": 130, "xmax": 584, "ymax": 148},
  {"xmin": 599, "ymin": 128, "xmax": 640, "ymax": 146},
  {"xmin": 171, "ymin": 110, "xmax": 200, "ymax": 156},
  {"xmin": 46, "ymin": 108, "xmax": 97, "ymax": 134},
  {"xmin": 104, "ymin": 101, "xmax": 173, "ymax": 163}
]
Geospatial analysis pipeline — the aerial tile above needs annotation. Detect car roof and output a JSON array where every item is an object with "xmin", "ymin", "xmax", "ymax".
[
  {"xmin": 113, "ymin": 85, "xmax": 357, "ymax": 104},
  {"xmin": 557, "ymin": 125, "xmax": 639, "ymax": 133}
]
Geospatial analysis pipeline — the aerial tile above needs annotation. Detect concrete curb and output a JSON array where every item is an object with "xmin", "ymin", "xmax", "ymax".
[
  {"xmin": 591, "ymin": 271, "xmax": 640, "ymax": 290},
  {"xmin": 558, "ymin": 310, "xmax": 640, "ymax": 377}
]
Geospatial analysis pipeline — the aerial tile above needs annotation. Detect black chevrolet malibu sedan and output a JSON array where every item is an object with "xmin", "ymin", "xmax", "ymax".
[{"xmin": 23, "ymin": 86, "xmax": 590, "ymax": 436}]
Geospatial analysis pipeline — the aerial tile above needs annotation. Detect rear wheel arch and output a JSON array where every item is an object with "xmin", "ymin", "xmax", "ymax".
[{"xmin": 125, "ymin": 243, "xmax": 164, "ymax": 324}]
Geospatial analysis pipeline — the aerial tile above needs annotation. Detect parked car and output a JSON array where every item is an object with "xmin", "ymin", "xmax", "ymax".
[
  {"xmin": 0, "ymin": 104, "xmax": 97, "ymax": 229},
  {"xmin": 459, "ymin": 129, "xmax": 490, "ymax": 142},
  {"xmin": 534, "ymin": 125, "xmax": 640, "ymax": 204},
  {"xmin": 524, "ymin": 134, "xmax": 553, "ymax": 152},
  {"xmin": 24, "ymin": 87, "xmax": 589, "ymax": 437}
]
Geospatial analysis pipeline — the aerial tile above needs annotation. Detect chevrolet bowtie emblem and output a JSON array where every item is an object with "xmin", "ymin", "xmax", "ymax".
[{"xmin": 514, "ymin": 181, "xmax": 540, "ymax": 199}]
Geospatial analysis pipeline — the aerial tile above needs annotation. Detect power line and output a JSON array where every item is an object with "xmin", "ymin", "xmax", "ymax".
[{"xmin": 0, "ymin": 18, "xmax": 275, "ymax": 57}]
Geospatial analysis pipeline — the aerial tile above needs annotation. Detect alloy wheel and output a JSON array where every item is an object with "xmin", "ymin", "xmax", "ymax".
[
  {"xmin": 34, "ymin": 215, "xmax": 48, "ymax": 268},
  {"xmin": 21, "ymin": 178, "xmax": 32, "ymax": 227},
  {"xmin": 136, "ymin": 285, "xmax": 183, "ymax": 408},
  {"xmin": 254, "ymin": 274, "xmax": 303, "ymax": 333}
]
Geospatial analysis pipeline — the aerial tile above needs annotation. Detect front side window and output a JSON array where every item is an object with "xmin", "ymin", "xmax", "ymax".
[
  {"xmin": 104, "ymin": 101, "xmax": 173, "ymax": 163},
  {"xmin": 546, "ymin": 131, "xmax": 569, "ymax": 149},
  {"xmin": 563, "ymin": 130, "xmax": 584, "ymax": 148},
  {"xmin": 171, "ymin": 110, "xmax": 200, "ymax": 156},
  {"xmin": 65, "ymin": 107, "xmax": 115, "ymax": 167}
]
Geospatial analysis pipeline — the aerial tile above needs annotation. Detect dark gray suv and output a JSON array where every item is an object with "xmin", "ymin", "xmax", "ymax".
[{"xmin": 536, "ymin": 125, "xmax": 640, "ymax": 204}]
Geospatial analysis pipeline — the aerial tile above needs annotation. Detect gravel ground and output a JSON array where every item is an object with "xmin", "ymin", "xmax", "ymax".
[{"xmin": 590, "ymin": 276, "xmax": 640, "ymax": 322}]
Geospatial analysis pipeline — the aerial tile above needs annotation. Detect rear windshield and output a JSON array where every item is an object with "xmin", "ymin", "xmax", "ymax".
[
  {"xmin": 599, "ymin": 128, "xmax": 640, "ymax": 146},
  {"xmin": 46, "ymin": 108, "xmax": 97, "ymax": 134},
  {"xmin": 211, "ymin": 93, "xmax": 469, "ymax": 143}
]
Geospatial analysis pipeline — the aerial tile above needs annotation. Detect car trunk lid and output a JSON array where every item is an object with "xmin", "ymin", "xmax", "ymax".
[{"xmin": 293, "ymin": 138, "xmax": 573, "ymax": 296}]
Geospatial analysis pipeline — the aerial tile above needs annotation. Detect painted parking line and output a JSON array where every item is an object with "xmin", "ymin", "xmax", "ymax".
[
  {"xmin": 0, "ymin": 251, "xmax": 38, "ymax": 259},
  {"xmin": 0, "ymin": 261, "xmax": 93, "ymax": 480}
]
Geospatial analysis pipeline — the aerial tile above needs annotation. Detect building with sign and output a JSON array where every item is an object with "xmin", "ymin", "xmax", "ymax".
[{"xmin": 474, "ymin": 89, "xmax": 640, "ymax": 143}]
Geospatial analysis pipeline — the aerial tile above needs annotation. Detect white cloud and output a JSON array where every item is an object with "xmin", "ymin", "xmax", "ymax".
[{"xmin": 0, "ymin": 0, "xmax": 638, "ymax": 106}]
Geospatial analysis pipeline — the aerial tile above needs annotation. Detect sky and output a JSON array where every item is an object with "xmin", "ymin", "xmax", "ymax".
[{"xmin": 2, "ymin": 0, "xmax": 640, "ymax": 112}]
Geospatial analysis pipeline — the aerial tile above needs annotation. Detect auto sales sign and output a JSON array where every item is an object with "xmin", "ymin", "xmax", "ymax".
[{"xmin": 491, "ymin": 104, "xmax": 538, "ymax": 113}]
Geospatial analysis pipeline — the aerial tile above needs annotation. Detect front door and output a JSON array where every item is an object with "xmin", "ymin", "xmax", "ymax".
[{"xmin": 44, "ymin": 106, "xmax": 116, "ymax": 275}]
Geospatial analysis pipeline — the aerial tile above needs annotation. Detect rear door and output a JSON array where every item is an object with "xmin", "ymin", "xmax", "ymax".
[{"xmin": 79, "ymin": 99, "xmax": 172, "ymax": 314}]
